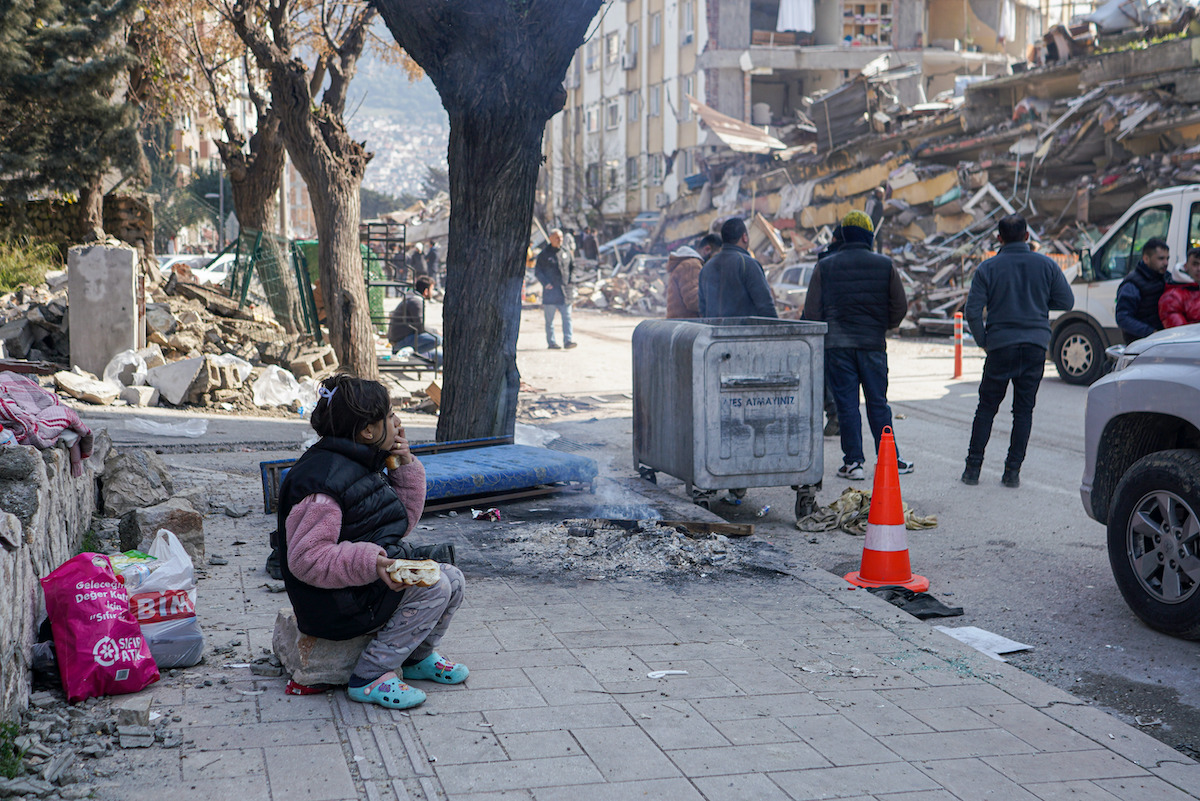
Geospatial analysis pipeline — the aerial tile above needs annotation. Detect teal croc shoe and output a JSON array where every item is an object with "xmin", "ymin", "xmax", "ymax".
[
  {"xmin": 402, "ymin": 653, "xmax": 469, "ymax": 685},
  {"xmin": 347, "ymin": 672, "xmax": 426, "ymax": 709}
]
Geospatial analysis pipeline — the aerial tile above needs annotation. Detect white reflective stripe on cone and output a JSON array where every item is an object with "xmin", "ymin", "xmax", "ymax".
[{"xmin": 863, "ymin": 523, "xmax": 908, "ymax": 552}]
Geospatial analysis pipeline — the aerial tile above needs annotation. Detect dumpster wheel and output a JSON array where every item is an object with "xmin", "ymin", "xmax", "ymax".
[{"xmin": 794, "ymin": 483, "xmax": 821, "ymax": 520}]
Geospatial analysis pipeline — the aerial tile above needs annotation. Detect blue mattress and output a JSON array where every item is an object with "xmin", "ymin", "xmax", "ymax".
[{"xmin": 422, "ymin": 444, "xmax": 597, "ymax": 500}]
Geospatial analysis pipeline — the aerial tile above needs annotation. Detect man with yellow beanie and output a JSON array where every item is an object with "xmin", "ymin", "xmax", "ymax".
[{"xmin": 803, "ymin": 210, "xmax": 911, "ymax": 480}]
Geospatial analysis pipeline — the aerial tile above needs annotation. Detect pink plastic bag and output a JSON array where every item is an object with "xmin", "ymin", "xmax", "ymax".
[{"xmin": 41, "ymin": 553, "xmax": 160, "ymax": 702}]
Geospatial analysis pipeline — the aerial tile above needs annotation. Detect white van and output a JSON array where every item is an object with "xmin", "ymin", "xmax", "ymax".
[{"xmin": 1050, "ymin": 184, "xmax": 1200, "ymax": 384}]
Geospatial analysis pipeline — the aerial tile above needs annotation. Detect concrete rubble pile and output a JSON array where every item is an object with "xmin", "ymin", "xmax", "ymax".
[
  {"xmin": 645, "ymin": 33, "xmax": 1200, "ymax": 330},
  {"xmin": 0, "ymin": 261, "xmax": 340, "ymax": 412}
]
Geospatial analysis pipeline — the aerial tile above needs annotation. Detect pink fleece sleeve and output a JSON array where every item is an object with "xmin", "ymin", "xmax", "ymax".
[
  {"xmin": 388, "ymin": 458, "xmax": 426, "ymax": 535},
  {"xmin": 285, "ymin": 494, "xmax": 383, "ymax": 588}
]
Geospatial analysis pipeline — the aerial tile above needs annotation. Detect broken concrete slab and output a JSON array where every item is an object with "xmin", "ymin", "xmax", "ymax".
[
  {"xmin": 53, "ymin": 370, "xmax": 118, "ymax": 406},
  {"xmin": 100, "ymin": 449, "xmax": 175, "ymax": 516},
  {"xmin": 273, "ymin": 607, "xmax": 372, "ymax": 685},
  {"xmin": 119, "ymin": 385, "xmax": 160, "ymax": 407},
  {"xmin": 114, "ymin": 694, "xmax": 153, "ymax": 727},
  {"xmin": 67, "ymin": 243, "xmax": 138, "ymax": 377},
  {"xmin": 137, "ymin": 344, "xmax": 166, "ymax": 370},
  {"xmin": 890, "ymin": 170, "xmax": 960, "ymax": 206},
  {"xmin": 144, "ymin": 303, "xmax": 177, "ymax": 336},
  {"xmin": 814, "ymin": 156, "xmax": 906, "ymax": 201},
  {"xmin": 144, "ymin": 356, "xmax": 205, "ymax": 406},
  {"xmin": 118, "ymin": 497, "xmax": 204, "ymax": 563}
]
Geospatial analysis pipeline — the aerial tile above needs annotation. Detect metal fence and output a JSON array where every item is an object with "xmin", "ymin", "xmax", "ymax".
[{"xmin": 227, "ymin": 229, "xmax": 322, "ymax": 344}]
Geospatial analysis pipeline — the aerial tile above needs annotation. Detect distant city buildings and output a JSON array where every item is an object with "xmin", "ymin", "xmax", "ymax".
[{"xmin": 542, "ymin": 0, "xmax": 1045, "ymax": 232}]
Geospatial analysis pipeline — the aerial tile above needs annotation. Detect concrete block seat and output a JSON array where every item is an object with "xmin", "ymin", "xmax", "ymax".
[{"xmin": 261, "ymin": 438, "xmax": 597, "ymax": 515}]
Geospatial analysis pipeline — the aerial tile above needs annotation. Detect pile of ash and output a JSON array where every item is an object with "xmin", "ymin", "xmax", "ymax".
[{"xmin": 503, "ymin": 517, "xmax": 742, "ymax": 576}]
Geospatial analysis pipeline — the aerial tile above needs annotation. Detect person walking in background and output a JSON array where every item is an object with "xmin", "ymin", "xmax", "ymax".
[
  {"xmin": 1115, "ymin": 237, "xmax": 1169, "ymax": 343},
  {"xmin": 535, "ymin": 229, "xmax": 577, "ymax": 349},
  {"xmin": 803, "ymin": 210, "xmax": 910, "ymax": 480},
  {"xmin": 1158, "ymin": 248, "xmax": 1200, "ymax": 329},
  {"xmin": 698, "ymin": 218, "xmax": 777, "ymax": 319},
  {"xmin": 425, "ymin": 242, "xmax": 440, "ymax": 288},
  {"xmin": 962, "ymin": 214, "xmax": 1074, "ymax": 489}
]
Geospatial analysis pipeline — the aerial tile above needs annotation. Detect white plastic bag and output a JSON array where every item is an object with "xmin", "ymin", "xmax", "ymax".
[
  {"xmin": 126, "ymin": 418, "xmax": 208, "ymax": 438},
  {"xmin": 210, "ymin": 353, "xmax": 253, "ymax": 384},
  {"xmin": 252, "ymin": 365, "xmax": 301, "ymax": 407},
  {"xmin": 128, "ymin": 529, "xmax": 204, "ymax": 669},
  {"xmin": 102, "ymin": 349, "xmax": 148, "ymax": 389},
  {"xmin": 296, "ymin": 377, "xmax": 318, "ymax": 415}
]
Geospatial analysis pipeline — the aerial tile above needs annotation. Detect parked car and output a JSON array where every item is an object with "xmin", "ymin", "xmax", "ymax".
[
  {"xmin": 1081, "ymin": 323, "xmax": 1200, "ymax": 638},
  {"xmin": 191, "ymin": 253, "xmax": 237, "ymax": 287},
  {"xmin": 772, "ymin": 262, "xmax": 816, "ymax": 310},
  {"xmin": 1050, "ymin": 184, "xmax": 1200, "ymax": 385}
]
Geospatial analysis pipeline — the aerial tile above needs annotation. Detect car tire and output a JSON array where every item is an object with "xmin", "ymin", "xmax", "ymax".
[
  {"xmin": 1053, "ymin": 322, "xmax": 1105, "ymax": 385},
  {"xmin": 1107, "ymin": 449, "xmax": 1200, "ymax": 639}
]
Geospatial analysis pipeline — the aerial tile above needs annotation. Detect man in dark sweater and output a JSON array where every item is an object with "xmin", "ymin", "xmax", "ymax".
[
  {"xmin": 698, "ymin": 218, "xmax": 777, "ymax": 318},
  {"xmin": 962, "ymin": 214, "xmax": 1074, "ymax": 488},
  {"xmin": 1115, "ymin": 237, "xmax": 1169, "ymax": 343},
  {"xmin": 803, "ymin": 211, "xmax": 909, "ymax": 480},
  {"xmin": 387, "ymin": 276, "xmax": 441, "ymax": 363}
]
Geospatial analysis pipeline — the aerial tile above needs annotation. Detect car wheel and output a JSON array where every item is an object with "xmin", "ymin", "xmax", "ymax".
[
  {"xmin": 1053, "ymin": 322, "xmax": 1105, "ymax": 385},
  {"xmin": 1107, "ymin": 449, "xmax": 1200, "ymax": 639}
]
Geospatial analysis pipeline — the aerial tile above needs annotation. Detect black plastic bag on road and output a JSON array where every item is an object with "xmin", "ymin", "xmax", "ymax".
[{"xmin": 866, "ymin": 586, "xmax": 964, "ymax": 619}]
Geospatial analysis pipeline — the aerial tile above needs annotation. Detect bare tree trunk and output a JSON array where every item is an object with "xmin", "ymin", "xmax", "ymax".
[
  {"xmin": 78, "ymin": 179, "xmax": 105, "ymax": 239},
  {"xmin": 374, "ymin": 0, "xmax": 604, "ymax": 441},
  {"xmin": 220, "ymin": 114, "xmax": 305, "ymax": 334}
]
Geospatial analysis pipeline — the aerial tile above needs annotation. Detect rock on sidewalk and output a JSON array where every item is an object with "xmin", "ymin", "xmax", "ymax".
[
  {"xmin": 101, "ymin": 449, "xmax": 175, "ymax": 516},
  {"xmin": 145, "ymin": 355, "xmax": 205, "ymax": 406},
  {"xmin": 273, "ymin": 607, "xmax": 372, "ymax": 686},
  {"xmin": 119, "ymin": 497, "xmax": 203, "ymax": 562},
  {"xmin": 54, "ymin": 370, "xmax": 118, "ymax": 405},
  {"xmin": 120, "ymin": 385, "xmax": 160, "ymax": 407}
]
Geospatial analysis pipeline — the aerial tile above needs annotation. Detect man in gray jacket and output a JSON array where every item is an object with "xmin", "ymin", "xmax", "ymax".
[
  {"xmin": 963, "ymin": 214, "xmax": 1074, "ymax": 488},
  {"xmin": 535, "ymin": 229, "xmax": 577, "ymax": 349},
  {"xmin": 698, "ymin": 218, "xmax": 777, "ymax": 319}
]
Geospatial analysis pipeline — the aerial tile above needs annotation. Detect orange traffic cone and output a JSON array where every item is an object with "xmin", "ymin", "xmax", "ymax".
[{"xmin": 845, "ymin": 426, "xmax": 928, "ymax": 592}]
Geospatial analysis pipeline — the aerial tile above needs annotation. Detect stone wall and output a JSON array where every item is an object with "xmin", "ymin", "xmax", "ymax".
[
  {"xmin": 0, "ymin": 196, "xmax": 155, "ymax": 257},
  {"xmin": 0, "ymin": 434, "xmax": 108, "ymax": 721}
]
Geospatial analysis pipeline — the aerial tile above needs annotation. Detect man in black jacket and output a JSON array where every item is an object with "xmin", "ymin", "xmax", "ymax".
[
  {"xmin": 535, "ymin": 229, "xmax": 577, "ymax": 349},
  {"xmin": 963, "ymin": 215, "xmax": 1073, "ymax": 488},
  {"xmin": 803, "ymin": 211, "xmax": 910, "ymax": 480},
  {"xmin": 1115, "ymin": 237, "xmax": 1170, "ymax": 343},
  {"xmin": 387, "ymin": 276, "xmax": 441, "ymax": 363},
  {"xmin": 698, "ymin": 217, "xmax": 777, "ymax": 318}
]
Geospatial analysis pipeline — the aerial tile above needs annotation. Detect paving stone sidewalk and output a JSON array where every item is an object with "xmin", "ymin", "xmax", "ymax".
[{"xmin": 90, "ymin": 452, "xmax": 1200, "ymax": 801}]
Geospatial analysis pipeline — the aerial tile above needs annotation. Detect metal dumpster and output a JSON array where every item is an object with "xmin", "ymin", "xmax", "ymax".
[{"xmin": 632, "ymin": 317, "xmax": 826, "ymax": 519}]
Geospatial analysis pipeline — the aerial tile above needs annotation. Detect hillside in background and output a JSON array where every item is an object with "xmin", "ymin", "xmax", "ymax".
[{"xmin": 348, "ymin": 52, "xmax": 449, "ymax": 202}]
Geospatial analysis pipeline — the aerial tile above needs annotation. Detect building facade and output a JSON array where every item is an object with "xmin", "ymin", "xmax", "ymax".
[{"xmin": 543, "ymin": 0, "xmax": 1043, "ymax": 229}]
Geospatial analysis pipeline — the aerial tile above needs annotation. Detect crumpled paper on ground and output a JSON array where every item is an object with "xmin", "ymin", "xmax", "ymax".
[{"xmin": 796, "ymin": 487, "xmax": 938, "ymax": 535}]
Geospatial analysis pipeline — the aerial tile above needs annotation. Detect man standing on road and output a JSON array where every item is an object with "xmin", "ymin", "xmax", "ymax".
[
  {"xmin": 666, "ymin": 233, "xmax": 722, "ymax": 319},
  {"xmin": 535, "ymin": 229, "xmax": 577, "ymax": 349},
  {"xmin": 962, "ymin": 214, "xmax": 1074, "ymax": 489},
  {"xmin": 698, "ymin": 218, "xmax": 777, "ymax": 318},
  {"xmin": 1115, "ymin": 237, "xmax": 1169, "ymax": 343},
  {"xmin": 803, "ymin": 210, "xmax": 910, "ymax": 480}
]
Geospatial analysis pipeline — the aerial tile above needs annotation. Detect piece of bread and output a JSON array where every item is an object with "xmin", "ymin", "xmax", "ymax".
[{"xmin": 385, "ymin": 558, "xmax": 440, "ymax": 587}]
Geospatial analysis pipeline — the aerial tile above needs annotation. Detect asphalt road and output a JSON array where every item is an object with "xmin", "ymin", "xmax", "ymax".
[{"xmin": 521, "ymin": 307, "xmax": 1200, "ymax": 759}]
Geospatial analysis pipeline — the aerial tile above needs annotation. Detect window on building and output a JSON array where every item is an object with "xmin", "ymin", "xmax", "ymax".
[
  {"xmin": 651, "ymin": 154, "xmax": 664, "ymax": 185},
  {"xmin": 606, "ymin": 32, "xmax": 620, "ymax": 65},
  {"xmin": 586, "ymin": 40, "xmax": 598, "ymax": 71},
  {"xmin": 679, "ymin": 74, "xmax": 695, "ymax": 119},
  {"xmin": 651, "ymin": 12, "xmax": 662, "ymax": 47},
  {"xmin": 606, "ymin": 98, "xmax": 619, "ymax": 129},
  {"xmin": 574, "ymin": 105, "xmax": 582, "ymax": 135},
  {"xmin": 607, "ymin": 160, "xmax": 621, "ymax": 192},
  {"xmin": 683, "ymin": 1, "xmax": 695, "ymax": 40},
  {"xmin": 586, "ymin": 163, "xmax": 600, "ymax": 193},
  {"xmin": 649, "ymin": 85, "xmax": 661, "ymax": 117},
  {"xmin": 626, "ymin": 156, "xmax": 639, "ymax": 186},
  {"xmin": 585, "ymin": 106, "xmax": 599, "ymax": 133},
  {"xmin": 681, "ymin": 148, "xmax": 695, "ymax": 177},
  {"xmin": 627, "ymin": 90, "xmax": 640, "ymax": 122},
  {"xmin": 628, "ymin": 21, "xmax": 639, "ymax": 54}
]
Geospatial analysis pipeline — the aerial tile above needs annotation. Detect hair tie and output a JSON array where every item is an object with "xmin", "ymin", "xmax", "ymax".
[{"xmin": 318, "ymin": 386, "xmax": 337, "ymax": 402}]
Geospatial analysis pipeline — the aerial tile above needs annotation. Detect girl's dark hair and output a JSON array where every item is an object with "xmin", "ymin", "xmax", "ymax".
[{"xmin": 309, "ymin": 374, "xmax": 390, "ymax": 441}]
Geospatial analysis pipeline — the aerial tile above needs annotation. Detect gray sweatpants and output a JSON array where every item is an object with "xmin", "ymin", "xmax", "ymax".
[{"xmin": 353, "ymin": 563, "xmax": 465, "ymax": 680}]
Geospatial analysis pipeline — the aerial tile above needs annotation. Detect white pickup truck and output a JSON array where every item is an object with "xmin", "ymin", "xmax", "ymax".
[{"xmin": 1050, "ymin": 184, "xmax": 1200, "ymax": 384}]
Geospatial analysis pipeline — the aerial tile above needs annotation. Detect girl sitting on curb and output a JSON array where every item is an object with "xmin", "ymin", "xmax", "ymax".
[{"xmin": 277, "ymin": 373, "xmax": 467, "ymax": 709}]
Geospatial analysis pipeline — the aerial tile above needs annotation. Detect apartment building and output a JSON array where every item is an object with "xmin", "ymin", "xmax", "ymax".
[{"xmin": 543, "ymin": 0, "xmax": 1043, "ymax": 229}]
